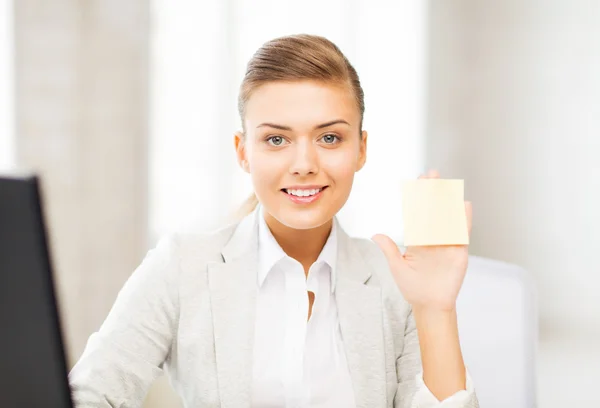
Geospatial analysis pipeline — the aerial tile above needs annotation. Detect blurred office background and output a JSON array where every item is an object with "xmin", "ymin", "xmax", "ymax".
[{"xmin": 1, "ymin": 0, "xmax": 598, "ymax": 407}]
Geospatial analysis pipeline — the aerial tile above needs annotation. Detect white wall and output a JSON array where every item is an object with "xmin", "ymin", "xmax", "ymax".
[
  {"xmin": 0, "ymin": 0, "xmax": 15, "ymax": 171},
  {"xmin": 427, "ymin": 1, "xmax": 600, "ymax": 406}
]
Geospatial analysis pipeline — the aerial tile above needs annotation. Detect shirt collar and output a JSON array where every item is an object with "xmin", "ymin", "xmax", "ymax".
[{"xmin": 257, "ymin": 204, "xmax": 338, "ymax": 293}]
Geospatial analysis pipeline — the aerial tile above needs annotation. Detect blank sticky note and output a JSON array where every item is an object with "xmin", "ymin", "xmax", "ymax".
[{"xmin": 402, "ymin": 179, "xmax": 469, "ymax": 246}]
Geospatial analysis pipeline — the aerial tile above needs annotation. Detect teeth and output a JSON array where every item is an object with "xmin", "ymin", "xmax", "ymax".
[{"xmin": 285, "ymin": 188, "xmax": 322, "ymax": 197}]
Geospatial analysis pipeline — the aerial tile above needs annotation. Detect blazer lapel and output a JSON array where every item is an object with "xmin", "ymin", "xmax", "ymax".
[
  {"xmin": 335, "ymin": 219, "xmax": 387, "ymax": 408},
  {"xmin": 208, "ymin": 208, "xmax": 260, "ymax": 408}
]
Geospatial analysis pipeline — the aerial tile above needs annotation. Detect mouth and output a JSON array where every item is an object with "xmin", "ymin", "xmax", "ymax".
[
  {"xmin": 282, "ymin": 186, "xmax": 326, "ymax": 197},
  {"xmin": 281, "ymin": 186, "xmax": 328, "ymax": 204}
]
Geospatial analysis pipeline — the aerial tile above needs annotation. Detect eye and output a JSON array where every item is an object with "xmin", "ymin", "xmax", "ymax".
[
  {"xmin": 321, "ymin": 134, "xmax": 340, "ymax": 144},
  {"xmin": 266, "ymin": 135, "xmax": 286, "ymax": 146}
]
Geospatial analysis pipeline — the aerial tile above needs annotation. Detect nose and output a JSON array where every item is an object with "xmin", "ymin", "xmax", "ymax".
[{"xmin": 289, "ymin": 139, "xmax": 319, "ymax": 176}]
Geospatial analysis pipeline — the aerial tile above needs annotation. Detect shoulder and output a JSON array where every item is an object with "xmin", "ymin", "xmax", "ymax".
[{"xmin": 157, "ymin": 220, "xmax": 241, "ymax": 267}]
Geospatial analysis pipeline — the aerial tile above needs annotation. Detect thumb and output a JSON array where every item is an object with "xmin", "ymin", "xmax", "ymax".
[{"xmin": 371, "ymin": 234, "xmax": 403, "ymax": 265}]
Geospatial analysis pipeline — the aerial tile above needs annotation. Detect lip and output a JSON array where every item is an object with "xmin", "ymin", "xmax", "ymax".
[
  {"xmin": 282, "ymin": 185, "xmax": 326, "ymax": 190},
  {"xmin": 281, "ymin": 186, "xmax": 328, "ymax": 205}
]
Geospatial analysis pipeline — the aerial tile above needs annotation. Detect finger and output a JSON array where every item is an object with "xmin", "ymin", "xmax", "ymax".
[
  {"xmin": 465, "ymin": 201, "xmax": 473, "ymax": 237},
  {"xmin": 371, "ymin": 234, "xmax": 404, "ymax": 265},
  {"xmin": 418, "ymin": 171, "xmax": 434, "ymax": 180},
  {"xmin": 428, "ymin": 169, "xmax": 440, "ymax": 178}
]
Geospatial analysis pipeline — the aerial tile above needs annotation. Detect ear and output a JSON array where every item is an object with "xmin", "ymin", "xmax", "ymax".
[
  {"xmin": 234, "ymin": 131, "xmax": 250, "ymax": 173},
  {"xmin": 356, "ymin": 130, "xmax": 368, "ymax": 171}
]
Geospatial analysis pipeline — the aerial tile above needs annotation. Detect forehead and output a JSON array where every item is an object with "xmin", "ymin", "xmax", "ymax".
[{"xmin": 244, "ymin": 80, "xmax": 359, "ymax": 129}]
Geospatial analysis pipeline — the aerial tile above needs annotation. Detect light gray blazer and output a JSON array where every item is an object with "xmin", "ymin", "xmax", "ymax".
[{"xmin": 68, "ymin": 209, "xmax": 479, "ymax": 408}]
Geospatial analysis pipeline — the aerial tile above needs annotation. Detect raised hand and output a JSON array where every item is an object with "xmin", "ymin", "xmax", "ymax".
[{"xmin": 372, "ymin": 170, "xmax": 473, "ymax": 312}]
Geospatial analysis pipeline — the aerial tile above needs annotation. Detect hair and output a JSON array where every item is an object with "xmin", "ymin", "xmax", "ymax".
[{"xmin": 234, "ymin": 34, "xmax": 365, "ymax": 220}]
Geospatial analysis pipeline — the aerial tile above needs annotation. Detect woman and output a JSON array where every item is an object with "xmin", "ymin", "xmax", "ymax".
[{"xmin": 69, "ymin": 34, "xmax": 479, "ymax": 408}]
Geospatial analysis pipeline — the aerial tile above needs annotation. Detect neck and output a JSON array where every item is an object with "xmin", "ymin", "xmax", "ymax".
[{"xmin": 263, "ymin": 209, "xmax": 333, "ymax": 273}]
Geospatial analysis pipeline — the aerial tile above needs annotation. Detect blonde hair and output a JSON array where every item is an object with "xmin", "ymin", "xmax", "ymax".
[{"xmin": 235, "ymin": 34, "xmax": 365, "ymax": 218}]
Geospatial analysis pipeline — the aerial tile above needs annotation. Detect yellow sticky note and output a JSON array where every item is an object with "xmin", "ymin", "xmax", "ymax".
[{"xmin": 402, "ymin": 179, "xmax": 469, "ymax": 246}]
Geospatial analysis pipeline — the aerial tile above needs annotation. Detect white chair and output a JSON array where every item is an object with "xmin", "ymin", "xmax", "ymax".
[{"xmin": 456, "ymin": 255, "xmax": 538, "ymax": 408}]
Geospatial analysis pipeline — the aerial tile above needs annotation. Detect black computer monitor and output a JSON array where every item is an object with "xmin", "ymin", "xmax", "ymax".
[{"xmin": 0, "ymin": 175, "xmax": 74, "ymax": 407}]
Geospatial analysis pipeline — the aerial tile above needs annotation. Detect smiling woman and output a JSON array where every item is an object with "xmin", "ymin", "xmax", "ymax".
[
  {"xmin": 233, "ymin": 35, "xmax": 367, "ymax": 234},
  {"xmin": 69, "ymin": 32, "xmax": 479, "ymax": 408}
]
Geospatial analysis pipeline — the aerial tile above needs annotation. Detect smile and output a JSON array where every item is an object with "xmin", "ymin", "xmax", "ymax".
[
  {"xmin": 284, "ymin": 188, "xmax": 323, "ymax": 197},
  {"xmin": 281, "ymin": 186, "xmax": 328, "ymax": 204}
]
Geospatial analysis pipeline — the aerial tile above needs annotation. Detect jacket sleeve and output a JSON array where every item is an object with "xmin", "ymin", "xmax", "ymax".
[
  {"xmin": 68, "ymin": 235, "xmax": 181, "ymax": 407},
  {"xmin": 393, "ymin": 308, "xmax": 480, "ymax": 408}
]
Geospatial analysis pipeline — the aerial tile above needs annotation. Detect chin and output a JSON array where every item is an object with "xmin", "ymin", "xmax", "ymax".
[
  {"xmin": 273, "ymin": 205, "xmax": 337, "ymax": 230},
  {"xmin": 259, "ymin": 188, "xmax": 348, "ymax": 231}
]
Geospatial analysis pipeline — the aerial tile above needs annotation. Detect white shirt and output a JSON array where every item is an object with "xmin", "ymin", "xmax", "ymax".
[
  {"xmin": 251, "ymin": 209, "xmax": 354, "ymax": 407},
  {"xmin": 251, "ymin": 207, "xmax": 474, "ymax": 407}
]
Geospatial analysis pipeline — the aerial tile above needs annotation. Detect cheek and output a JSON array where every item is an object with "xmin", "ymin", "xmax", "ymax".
[
  {"xmin": 248, "ymin": 151, "xmax": 285, "ymax": 186},
  {"xmin": 322, "ymin": 149, "xmax": 359, "ymax": 184}
]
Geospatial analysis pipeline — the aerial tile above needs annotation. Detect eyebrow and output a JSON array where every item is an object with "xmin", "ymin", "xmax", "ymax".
[{"xmin": 256, "ymin": 119, "xmax": 351, "ymax": 131}]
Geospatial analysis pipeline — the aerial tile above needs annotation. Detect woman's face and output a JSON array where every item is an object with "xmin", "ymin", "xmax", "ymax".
[{"xmin": 235, "ymin": 80, "xmax": 367, "ymax": 230}]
